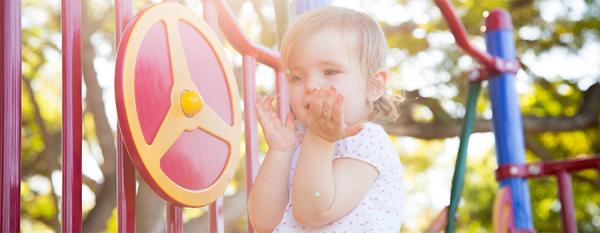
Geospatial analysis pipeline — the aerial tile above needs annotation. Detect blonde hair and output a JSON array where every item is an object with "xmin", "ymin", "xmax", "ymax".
[{"xmin": 280, "ymin": 6, "xmax": 402, "ymax": 122}]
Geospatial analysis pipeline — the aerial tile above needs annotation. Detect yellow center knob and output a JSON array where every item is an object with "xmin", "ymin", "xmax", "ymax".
[{"xmin": 181, "ymin": 90, "xmax": 203, "ymax": 117}]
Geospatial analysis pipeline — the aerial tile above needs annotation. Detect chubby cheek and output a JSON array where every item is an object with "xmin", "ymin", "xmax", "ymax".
[
  {"xmin": 339, "ymin": 92, "xmax": 369, "ymax": 124},
  {"xmin": 290, "ymin": 102, "xmax": 307, "ymax": 122}
]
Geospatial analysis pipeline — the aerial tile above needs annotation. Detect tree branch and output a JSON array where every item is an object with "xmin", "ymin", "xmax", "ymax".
[
  {"xmin": 382, "ymin": 21, "xmax": 418, "ymax": 36},
  {"xmin": 21, "ymin": 61, "xmax": 62, "ymax": 230},
  {"xmin": 509, "ymin": 0, "xmax": 533, "ymax": 9},
  {"xmin": 383, "ymin": 83, "xmax": 600, "ymax": 139},
  {"xmin": 250, "ymin": 0, "xmax": 276, "ymax": 47},
  {"xmin": 404, "ymin": 90, "xmax": 454, "ymax": 123},
  {"xmin": 136, "ymin": 179, "xmax": 166, "ymax": 233},
  {"xmin": 22, "ymin": 75, "xmax": 48, "ymax": 139},
  {"xmin": 80, "ymin": 2, "xmax": 118, "ymax": 232},
  {"xmin": 524, "ymin": 137, "xmax": 554, "ymax": 161}
]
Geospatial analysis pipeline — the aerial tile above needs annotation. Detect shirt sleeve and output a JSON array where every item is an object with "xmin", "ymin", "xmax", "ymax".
[{"xmin": 333, "ymin": 123, "xmax": 393, "ymax": 174}]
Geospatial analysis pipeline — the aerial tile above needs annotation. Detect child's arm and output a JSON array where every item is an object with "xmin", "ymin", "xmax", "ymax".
[
  {"xmin": 248, "ymin": 149, "xmax": 293, "ymax": 233},
  {"xmin": 291, "ymin": 88, "xmax": 379, "ymax": 227},
  {"xmin": 291, "ymin": 131, "xmax": 378, "ymax": 227},
  {"xmin": 247, "ymin": 95, "xmax": 297, "ymax": 232}
]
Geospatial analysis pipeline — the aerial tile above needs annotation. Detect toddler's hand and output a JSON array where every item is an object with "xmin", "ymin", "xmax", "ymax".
[
  {"xmin": 255, "ymin": 95, "xmax": 297, "ymax": 153},
  {"xmin": 306, "ymin": 87, "xmax": 363, "ymax": 142}
]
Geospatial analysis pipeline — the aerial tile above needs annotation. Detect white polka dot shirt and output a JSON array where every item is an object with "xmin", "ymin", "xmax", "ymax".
[{"xmin": 274, "ymin": 122, "xmax": 404, "ymax": 233}]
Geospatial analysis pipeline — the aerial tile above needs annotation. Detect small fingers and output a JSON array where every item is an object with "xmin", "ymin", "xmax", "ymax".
[
  {"xmin": 322, "ymin": 88, "xmax": 336, "ymax": 120},
  {"xmin": 263, "ymin": 95, "xmax": 275, "ymax": 113},
  {"xmin": 271, "ymin": 111, "xmax": 282, "ymax": 127},
  {"xmin": 255, "ymin": 96, "xmax": 265, "ymax": 123},
  {"xmin": 309, "ymin": 89, "xmax": 326, "ymax": 117},
  {"xmin": 332, "ymin": 94, "xmax": 344, "ymax": 124}
]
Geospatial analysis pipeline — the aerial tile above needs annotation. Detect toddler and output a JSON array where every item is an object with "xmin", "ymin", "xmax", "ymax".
[{"xmin": 248, "ymin": 6, "xmax": 404, "ymax": 233}]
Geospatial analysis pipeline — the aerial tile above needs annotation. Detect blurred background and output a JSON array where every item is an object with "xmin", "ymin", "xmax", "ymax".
[{"xmin": 19, "ymin": 0, "xmax": 599, "ymax": 232}]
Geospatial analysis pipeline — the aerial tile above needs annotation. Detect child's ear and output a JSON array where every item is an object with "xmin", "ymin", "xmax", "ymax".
[{"xmin": 367, "ymin": 68, "xmax": 388, "ymax": 102}]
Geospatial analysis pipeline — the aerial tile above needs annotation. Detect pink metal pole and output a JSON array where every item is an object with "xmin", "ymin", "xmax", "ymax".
[
  {"xmin": 495, "ymin": 156, "xmax": 600, "ymax": 180},
  {"xmin": 115, "ymin": 0, "xmax": 132, "ymax": 43},
  {"xmin": 209, "ymin": 0, "xmax": 280, "ymax": 69},
  {"xmin": 166, "ymin": 204, "xmax": 183, "ymax": 233},
  {"xmin": 1, "ymin": 1, "xmax": 22, "ymax": 232},
  {"xmin": 275, "ymin": 71, "xmax": 289, "ymax": 119},
  {"xmin": 209, "ymin": 197, "xmax": 225, "ymax": 233},
  {"xmin": 203, "ymin": 0, "xmax": 219, "ymax": 30},
  {"xmin": 116, "ymin": 139, "xmax": 136, "ymax": 233},
  {"xmin": 203, "ymin": 2, "xmax": 226, "ymax": 232},
  {"xmin": 243, "ymin": 55, "xmax": 259, "ymax": 233},
  {"xmin": 203, "ymin": 2, "xmax": 286, "ymax": 232},
  {"xmin": 61, "ymin": 0, "xmax": 83, "ymax": 232},
  {"xmin": 115, "ymin": 0, "xmax": 136, "ymax": 232},
  {"xmin": 556, "ymin": 171, "xmax": 577, "ymax": 233}
]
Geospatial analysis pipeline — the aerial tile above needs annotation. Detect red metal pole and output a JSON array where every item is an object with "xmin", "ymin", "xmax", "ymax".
[
  {"xmin": 556, "ymin": 171, "xmax": 577, "ymax": 233},
  {"xmin": 115, "ymin": 0, "xmax": 136, "ymax": 232},
  {"xmin": 116, "ymin": 139, "xmax": 136, "ymax": 233},
  {"xmin": 209, "ymin": 0, "xmax": 280, "ymax": 69},
  {"xmin": 166, "ymin": 204, "xmax": 183, "ymax": 233},
  {"xmin": 203, "ymin": 2, "xmax": 286, "ymax": 233},
  {"xmin": 495, "ymin": 156, "xmax": 600, "ymax": 180},
  {"xmin": 203, "ymin": 0, "xmax": 219, "ymax": 30},
  {"xmin": 209, "ymin": 197, "xmax": 224, "ymax": 233},
  {"xmin": 61, "ymin": 0, "xmax": 83, "ymax": 232},
  {"xmin": 433, "ymin": 0, "xmax": 494, "ymax": 69},
  {"xmin": 275, "ymin": 71, "xmax": 289, "ymax": 120},
  {"xmin": 116, "ymin": 0, "xmax": 132, "ymax": 45},
  {"xmin": 243, "ymin": 55, "xmax": 259, "ymax": 233},
  {"xmin": 1, "ymin": 1, "xmax": 22, "ymax": 232},
  {"xmin": 203, "ymin": 3, "xmax": 226, "ymax": 232}
]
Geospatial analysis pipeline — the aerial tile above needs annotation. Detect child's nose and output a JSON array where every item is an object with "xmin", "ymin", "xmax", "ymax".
[{"xmin": 304, "ymin": 77, "xmax": 324, "ymax": 93}]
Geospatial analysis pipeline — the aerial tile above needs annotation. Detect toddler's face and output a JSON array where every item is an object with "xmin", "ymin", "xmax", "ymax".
[{"xmin": 286, "ymin": 29, "xmax": 370, "ymax": 126}]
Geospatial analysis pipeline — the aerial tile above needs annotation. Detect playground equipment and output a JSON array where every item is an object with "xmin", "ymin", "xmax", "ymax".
[
  {"xmin": 115, "ymin": 2, "xmax": 243, "ymax": 207},
  {"xmin": 1, "ymin": 0, "xmax": 599, "ymax": 232},
  {"xmin": 432, "ymin": 1, "xmax": 600, "ymax": 233},
  {"xmin": 3, "ymin": 0, "xmax": 286, "ymax": 231}
]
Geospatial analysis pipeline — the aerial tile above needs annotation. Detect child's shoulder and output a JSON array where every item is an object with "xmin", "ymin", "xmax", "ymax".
[
  {"xmin": 334, "ymin": 121, "xmax": 401, "ymax": 174},
  {"xmin": 336, "ymin": 121, "xmax": 393, "ymax": 153},
  {"xmin": 350, "ymin": 121, "xmax": 388, "ymax": 141}
]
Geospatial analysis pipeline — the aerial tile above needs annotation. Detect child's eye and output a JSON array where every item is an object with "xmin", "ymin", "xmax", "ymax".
[
  {"xmin": 289, "ymin": 75, "xmax": 302, "ymax": 82},
  {"xmin": 324, "ymin": 70, "xmax": 340, "ymax": 76}
]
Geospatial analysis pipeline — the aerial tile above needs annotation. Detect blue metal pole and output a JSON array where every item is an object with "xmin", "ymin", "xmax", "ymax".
[
  {"xmin": 484, "ymin": 9, "xmax": 534, "ymax": 231},
  {"xmin": 291, "ymin": 0, "xmax": 331, "ymax": 16}
]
